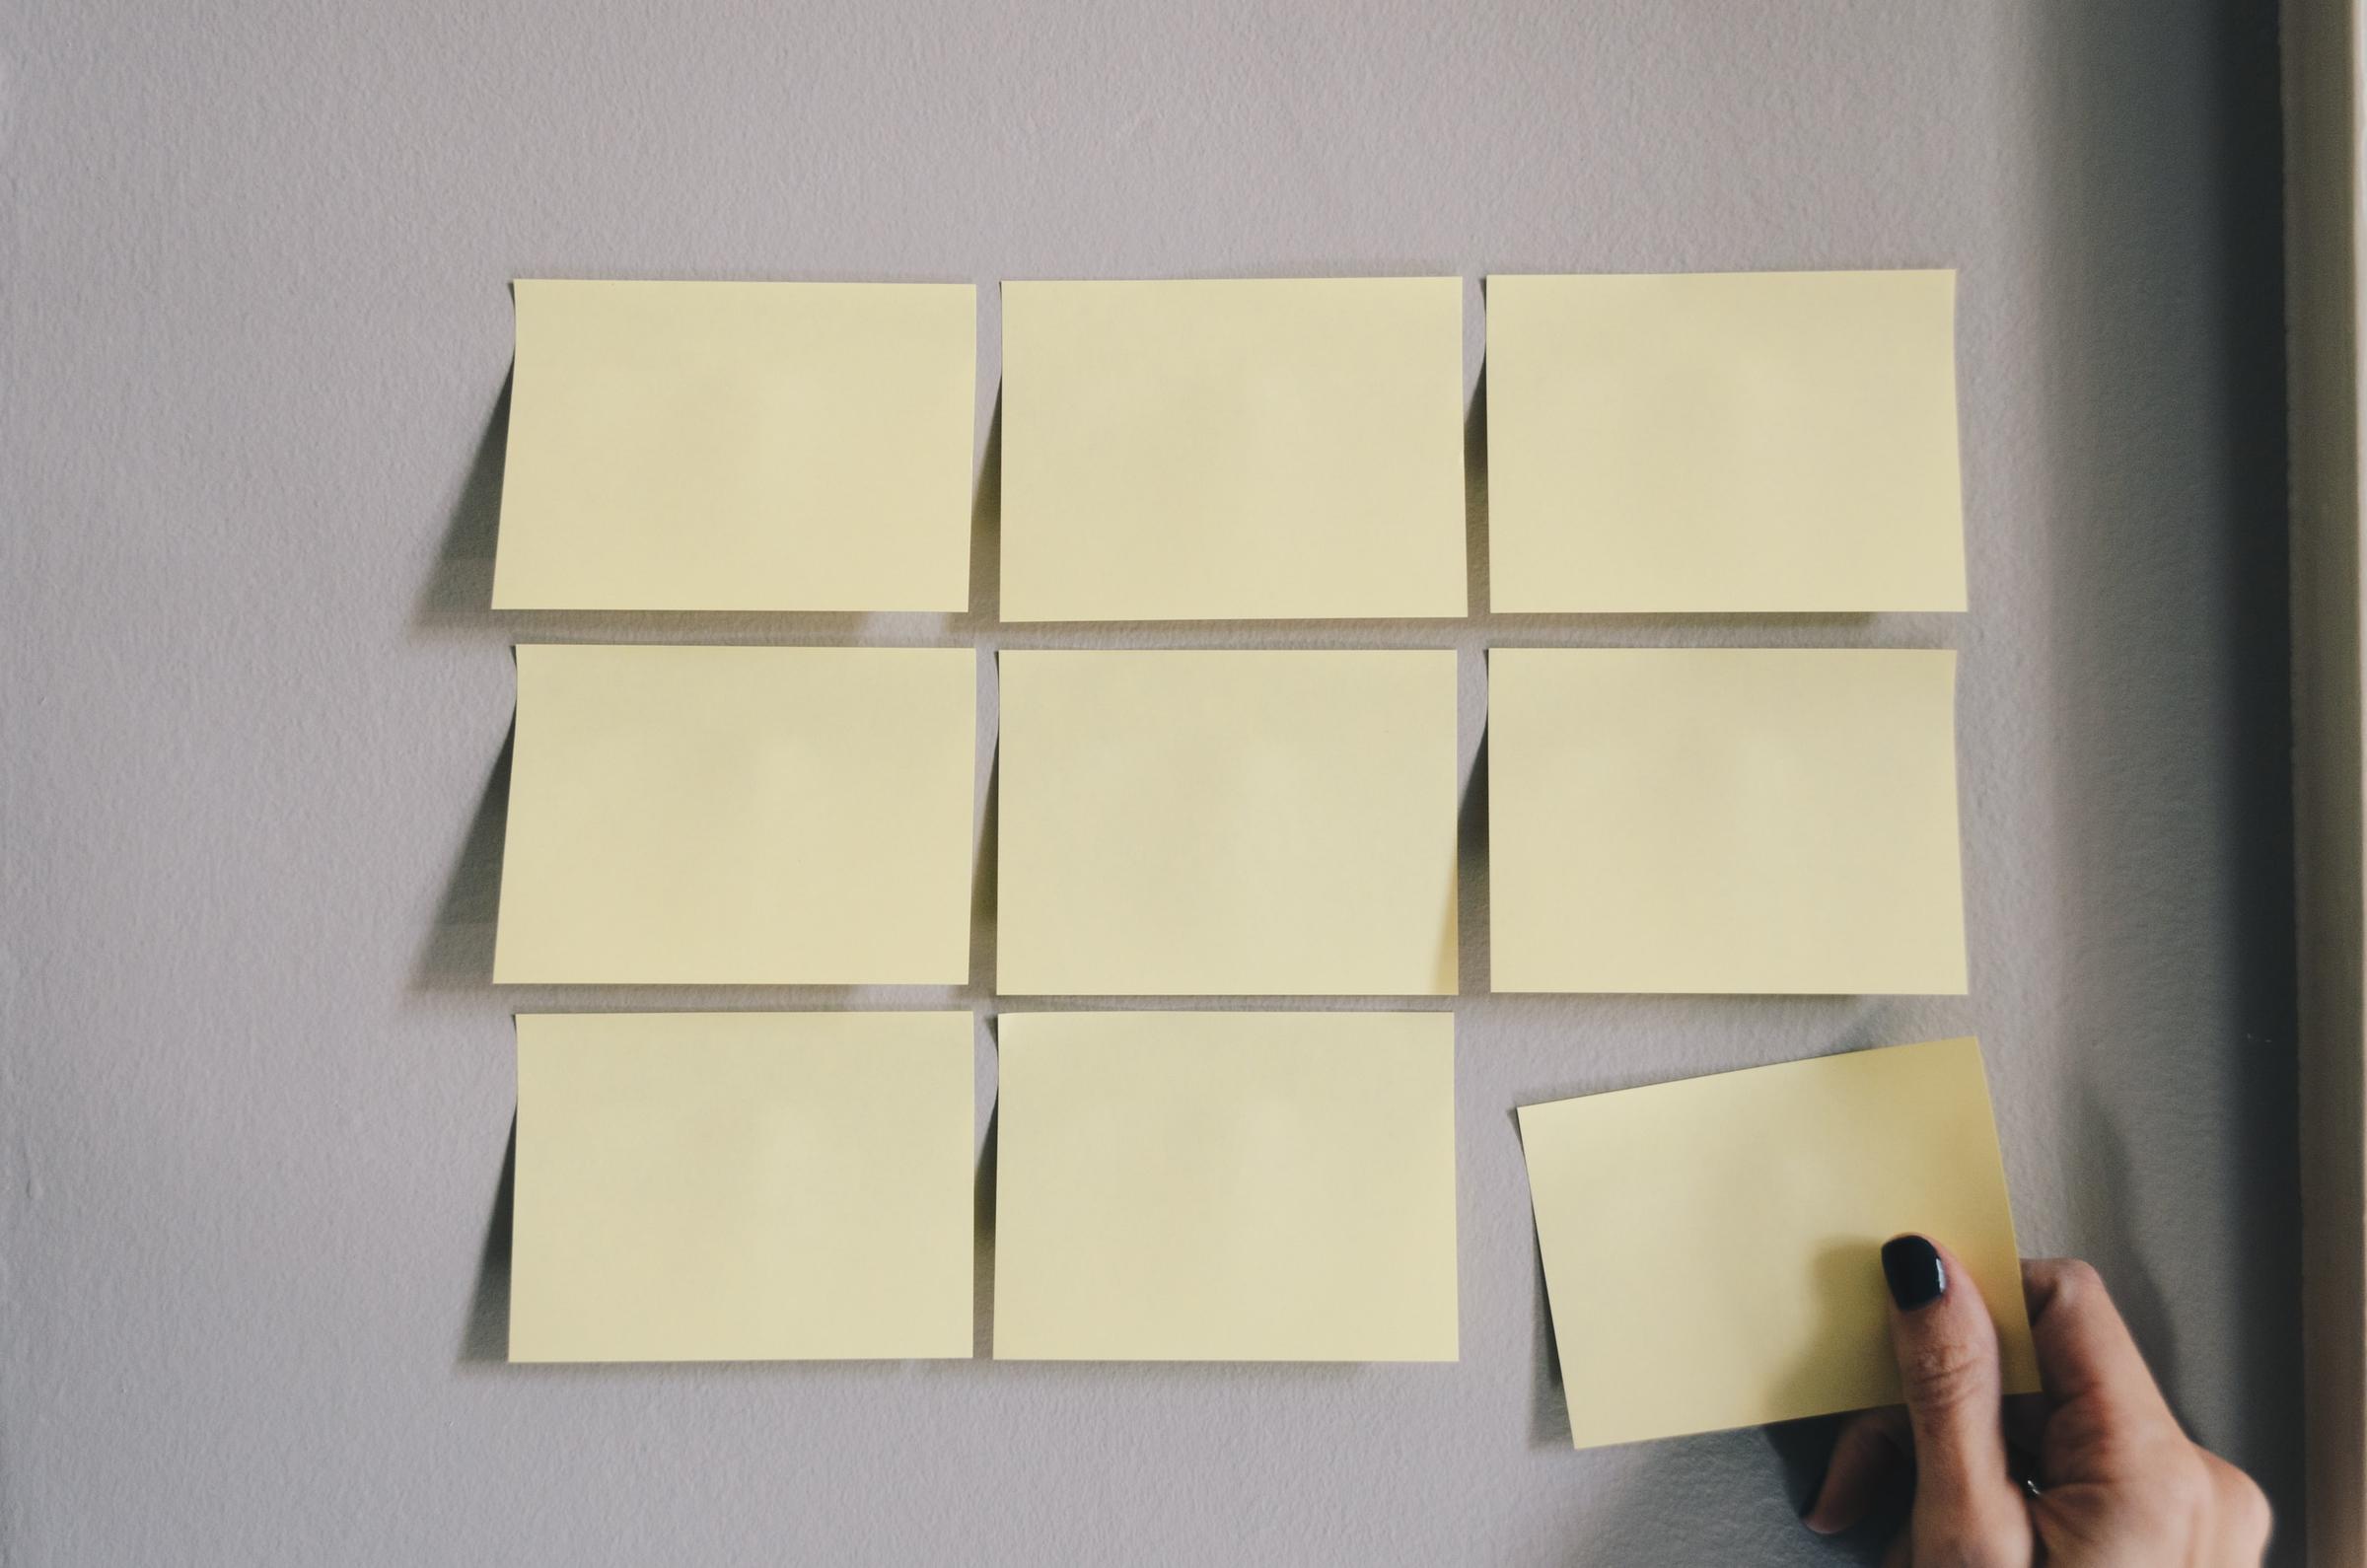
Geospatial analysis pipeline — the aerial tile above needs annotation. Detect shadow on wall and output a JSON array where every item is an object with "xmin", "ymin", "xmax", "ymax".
[
  {"xmin": 974, "ymin": 1018, "xmax": 1002, "ymax": 1360},
  {"xmin": 460, "ymin": 1115, "xmax": 517, "ymax": 1364},
  {"xmin": 1527, "ymin": 1209, "xmax": 1567, "ymax": 1448},
  {"xmin": 2031, "ymin": 0, "xmax": 2300, "ymax": 1547},
  {"xmin": 969, "ymin": 392, "xmax": 1002, "ymax": 623},
  {"xmin": 414, "ymin": 720, "xmax": 513, "ymax": 990},
  {"xmin": 1456, "ymin": 728, "xmax": 1488, "ymax": 995},
  {"xmin": 1508, "ymin": 1103, "xmax": 1569, "ymax": 1450},
  {"xmin": 1465, "ymin": 356, "xmax": 1488, "ymax": 614},
  {"xmin": 970, "ymin": 748, "xmax": 1000, "ymax": 996},
  {"xmin": 417, "ymin": 370, "xmax": 512, "ymax": 624}
]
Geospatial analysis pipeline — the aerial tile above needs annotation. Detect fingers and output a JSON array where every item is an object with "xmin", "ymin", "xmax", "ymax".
[
  {"xmin": 2019, "ymin": 1258, "xmax": 2272, "ymax": 1561},
  {"xmin": 1881, "ymin": 1235, "xmax": 2032, "ymax": 1563},
  {"xmin": 2202, "ymin": 1452, "xmax": 2274, "ymax": 1561},
  {"xmin": 1804, "ymin": 1407, "xmax": 1908, "ymax": 1534},
  {"xmin": 2021, "ymin": 1257, "xmax": 2178, "ymax": 1431}
]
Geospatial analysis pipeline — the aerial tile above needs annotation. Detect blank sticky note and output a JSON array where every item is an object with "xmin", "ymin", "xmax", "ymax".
[
  {"xmin": 1519, "ymin": 1036, "xmax": 2036, "ymax": 1448},
  {"xmin": 1485, "ymin": 270, "xmax": 1966, "ymax": 611},
  {"xmin": 1000, "ymin": 278, "xmax": 1468, "ymax": 620},
  {"xmin": 492, "ymin": 279, "xmax": 975, "ymax": 611},
  {"xmin": 510, "ymin": 1011, "xmax": 973, "ymax": 1362},
  {"xmin": 493, "ymin": 644, "xmax": 974, "ymax": 984},
  {"xmin": 1489, "ymin": 648, "xmax": 1966, "ymax": 994},
  {"xmin": 993, "ymin": 1011, "xmax": 1458, "ymax": 1361},
  {"xmin": 996, "ymin": 650, "xmax": 1459, "ymax": 995}
]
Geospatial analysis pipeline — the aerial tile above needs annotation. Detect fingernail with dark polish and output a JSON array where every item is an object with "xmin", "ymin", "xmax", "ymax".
[{"xmin": 1881, "ymin": 1235, "xmax": 1946, "ymax": 1310}]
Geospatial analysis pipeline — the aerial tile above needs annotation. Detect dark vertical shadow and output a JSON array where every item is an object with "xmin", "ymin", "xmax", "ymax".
[
  {"xmin": 1464, "ymin": 359, "xmax": 1489, "ymax": 615},
  {"xmin": 2033, "ymin": 2, "xmax": 2300, "ymax": 1545},
  {"xmin": 1528, "ymin": 1229, "xmax": 1568, "ymax": 1449},
  {"xmin": 414, "ymin": 721, "xmax": 515, "ymax": 989},
  {"xmin": 459, "ymin": 1114, "xmax": 518, "ymax": 1364},
  {"xmin": 2195, "ymin": 10, "xmax": 2306, "ymax": 1528},
  {"xmin": 1762, "ymin": 1412, "xmax": 1894, "ymax": 1546},
  {"xmin": 1457, "ymin": 730, "xmax": 1489, "ymax": 997},
  {"xmin": 1515, "ymin": 1107, "xmax": 1569, "ymax": 1447},
  {"xmin": 416, "ymin": 369, "xmax": 513, "ymax": 624},
  {"xmin": 969, "ymin": 391, "xmax": 1003, "ymax": 621},
  {"xmin": 973, "ymin": 1017, "xmax": 1001, "ymax": 1359},
  {"xmin": 2069, "ymin": 1076, "xmax": 2185, "ymax": 1398},
  {"xmin": 970, "ymin": 748, "xmax": 999, "ymax": 995}
]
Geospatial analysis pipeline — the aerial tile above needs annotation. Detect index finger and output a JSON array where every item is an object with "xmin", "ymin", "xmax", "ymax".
[{"xmin": 2022, "ymin": 1257, "xmax": 2179, "ymax": 1430}]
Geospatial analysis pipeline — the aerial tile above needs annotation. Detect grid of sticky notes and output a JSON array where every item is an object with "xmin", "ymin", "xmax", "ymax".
[
  {"xmin": 485, "ymin": 269, "xmax": 1994, "ymax": 1398},
  {"xmin": 1519, "ymin": 1036, "xmax": 2036, "ymax": 1449}
]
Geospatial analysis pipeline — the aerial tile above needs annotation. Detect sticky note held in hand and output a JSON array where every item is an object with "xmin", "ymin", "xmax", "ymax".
[{"xmin": 1518, "ymin": 1036, "xmax": 2037, "ymax": 1449}]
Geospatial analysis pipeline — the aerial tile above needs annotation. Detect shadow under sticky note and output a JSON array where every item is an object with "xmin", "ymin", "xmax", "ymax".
[
  {"xmin": 493, "ymin": 644, "xmax": 974, "ymax": 985},
  {"xmin": 508, "ymin": 1011, "xmax": 973, "ymax": 1363},
  {"xmin": 1484, "ymin": 269, "xmax": 1966, "ymax": 612},
  {"xmin": 1488, "ymin": 647, "xmax": 1967, "ymax": 995},
  {"xmin": 492, "ymin": 279, "xmax": 975, "ymax": 611},
  {"xmin": 999, "ymin": 277, "xmax": 1469, "ymax": 620},
  {"xmin": 1517, "ymin": 1036, "xmax": 2035, "ymax": 1449},
  {"xmin": 995, "ymin": 649, "xmax": 1460, "ymax": 996},
  {"xmin": 992, "ymin": 1011, "xmax": 1458, "ymax": 1362}
]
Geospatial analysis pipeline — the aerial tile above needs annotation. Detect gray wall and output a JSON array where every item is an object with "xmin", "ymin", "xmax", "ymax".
[{"xmin": 0, "ymin": 2, "xmax": 2300, "ymax": 1563}]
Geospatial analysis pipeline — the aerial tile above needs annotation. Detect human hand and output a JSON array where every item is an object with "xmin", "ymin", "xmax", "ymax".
[{"xmin": 1801, "ymin": 1236, "xmax": 2270, "ymax": 1565}]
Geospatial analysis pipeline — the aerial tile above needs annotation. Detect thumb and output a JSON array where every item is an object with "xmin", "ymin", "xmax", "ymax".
[{"xmin": 1881, "ymin": 1234, "xmax": 2032, "ymax": 1563}]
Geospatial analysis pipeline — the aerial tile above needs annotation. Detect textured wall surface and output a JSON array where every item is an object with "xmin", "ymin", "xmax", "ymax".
[{"xmin": 0, "ymin": 2, "xmax": 2302, "ymax": 1563}]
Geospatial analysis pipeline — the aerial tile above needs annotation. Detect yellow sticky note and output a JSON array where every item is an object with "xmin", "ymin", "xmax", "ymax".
[
  {"xmin": 492, "ymin": 279, "xmax": 975, "ymax": 611},
  {"xmin": 1000, "ymin": 278, "xmax": 1468, "ymax": 620},
  {"xmin": 1485, "ymin": 270, "xmax": 1966, "ymax": 611},
  {"xmin": 996, "ymin": 650, "xmax": 1459, "ymax": 996},
  {"xmin": 1519, "ymin": 1036, "xmax": 2036, "ymax": 1449},
  {"xmin": 992, "ymin": 1011, "xmax": 1458, "ymax": 1361},
  {"xmin": 493, "ymin": 644, "xmax": 974, "ymax": 984},
  {"xmin": 1489, "ymin": 648, "xmax": 1966, "ymax": 994},
  {"xmin": 510, "ymin": 1011, "xmax": 974, "ymax": 1362}
]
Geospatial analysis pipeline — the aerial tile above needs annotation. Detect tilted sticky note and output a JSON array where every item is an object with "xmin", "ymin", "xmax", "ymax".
[
  {"xmin": 1000, "ymin": 277, "xmax": 1469, "ymax": 620},
  {"xmin": 1519, "ymin": 1036, "xmax": 2036, "ymax": 1449},
  {"xmin": 992, "ymin": 1011, "xmax": 1458, "ymax": 1361},
  {"xmin": 996, "ymin": 650, "xmax": 1460, "ymax": 995},
  {"xmin": 492, "ymin": 279, "xmax": 975, "ymax": 611},
  {"xmin": 1484, "ymin": 270, "xmax": 1966, "ymax": 611},
  {"xmin": 493, "ymin": 644, "xmax": 974, "ymax": 984},
  {"xmin": 510, "ymin": 1011, "xmax": 974, "ymax": 1362},
  {"xmin": 1489, "ymin": 648, "xmax": 1967, "ymax": 994}
]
